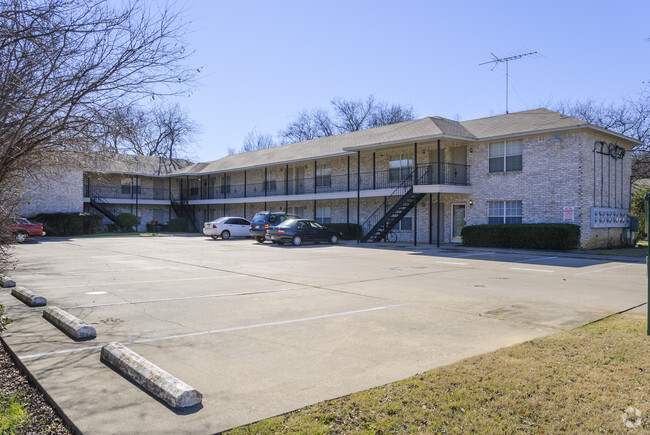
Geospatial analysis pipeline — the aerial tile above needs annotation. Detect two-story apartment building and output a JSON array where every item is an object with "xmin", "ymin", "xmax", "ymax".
[{"xmin": 18, "ymin": 108, "xmax": 640, "ymax": 248}]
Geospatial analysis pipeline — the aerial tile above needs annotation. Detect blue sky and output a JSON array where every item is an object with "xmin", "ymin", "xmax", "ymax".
[{"xmin": 174, "ymin": 1, "xmax": 650, "ymax": 162}]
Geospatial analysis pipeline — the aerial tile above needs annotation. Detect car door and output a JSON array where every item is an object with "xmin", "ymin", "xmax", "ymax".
[
  {"xmin": 233, "ymin": 219, "xmax": 250, "ymax": 237},
  {"xmin": 309, "ymin": 221, "xmax": 327, "ymax": 242}
]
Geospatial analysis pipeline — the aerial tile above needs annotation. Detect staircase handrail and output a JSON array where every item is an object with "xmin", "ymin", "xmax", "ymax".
[{"xmin": 360, "ymin": 169, "xmax": 417, "ymax": 236}]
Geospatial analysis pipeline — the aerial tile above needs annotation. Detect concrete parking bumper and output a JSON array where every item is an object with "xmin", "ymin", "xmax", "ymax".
[
  {"xmin": 11, "ymin": 287, "xmax": 46, "ymax": 307},
  {"xmin": 42, "ymin": 307, "xmax": 96, "ymax": 340},
  {"xmin": 100, "ymin": 342, "xmax": 202, "ymax": 409}
]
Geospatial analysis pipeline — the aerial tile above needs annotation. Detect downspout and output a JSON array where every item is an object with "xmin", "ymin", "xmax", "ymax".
[{"xmin": 244, "ymin": 171, "xmax": 247, "ymax": 198}]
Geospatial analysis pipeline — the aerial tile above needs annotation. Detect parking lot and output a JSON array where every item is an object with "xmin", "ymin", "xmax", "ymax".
[{"xmin": 0, "ymin": 235, "xmax": 645, "ymax": 434}]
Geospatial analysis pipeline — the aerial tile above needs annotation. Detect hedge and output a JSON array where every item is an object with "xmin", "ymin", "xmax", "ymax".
[
  {"xmin": 461, "ymin": 223, "xmax": 580, "ymax": 250},
  {"xmin": 168, "ymin": 217, "xmax": 188, "ymax": 232},
  {"xmin": 29, "ymin": 212, "xmax": 104, "ymax": 236},
  {"xmin": 323, "ymin": 223, "xmax": 361, "ymax": 240},
  {"xmin": 115, "ymin": 213, "xmax": 139, "ymax": 232}
]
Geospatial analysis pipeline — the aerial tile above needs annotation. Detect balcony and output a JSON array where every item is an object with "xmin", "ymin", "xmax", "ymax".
[{"xmin": 83, "ymin": 162, "xmax": 470, "ymax": 202}]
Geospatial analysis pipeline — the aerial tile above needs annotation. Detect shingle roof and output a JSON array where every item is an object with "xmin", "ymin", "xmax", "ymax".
[
  {"xmin": 459, "ymin": 108, "xmax": 588, "ymax": 139},
  {"xmin": 81, "ymin": 153, "xmax": 192, "ymax": 176},
  {"xmin": 82, "ymin": 109, "xmax": 637, "ymax": 177}
]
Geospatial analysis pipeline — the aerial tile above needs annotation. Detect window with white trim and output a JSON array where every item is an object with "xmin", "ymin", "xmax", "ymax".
[
  {"xmin": 389, "ymin": 153, "xmax": 413, "ymax": 182},
  {"xmin": 488, "ymin": 200, "xmax": 522, "ymax": 224},
  {"xmin": 489, "ymin": 140, "xmax": 522, "ymax": 173},
  {"xmin": 316, "ymin": 206, "xmax": 331, "ymax": 224}
]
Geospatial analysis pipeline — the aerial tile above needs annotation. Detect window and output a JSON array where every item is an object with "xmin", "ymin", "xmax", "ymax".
[
  {"xmin": 389, "ymin": 154, "xmax": 413, "ymax": 182},
  {"xmin": 489, "ymin": 140, "xmax": 522, "ymax": 173},
  {"xmin": 316, "ymin": 164, "xmax": 332, "ymax": 187},
  {"xmin": 488, "ymin": 200, "xmax": 522, "ymax": 224},
  {"xmin": 395, "ymin": 210, "xmax": 412, "ymax": 231},
  {"xmin": 316, "ymin": 206, "xmax": 331, "ymax": 224}
]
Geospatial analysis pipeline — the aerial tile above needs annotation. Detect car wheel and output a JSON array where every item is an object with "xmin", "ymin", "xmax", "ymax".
[
  {"xmin": 211, "ymin": 235, "xmax": 218, "ymax": 240},
  {"xmin": 221, "ymin": 230, "xmax": 231, "ymax": 240},
  {"xmin": 255, "ymin": 236, "xmax": 265, "ymax": 243},
  {"xmin": 330, "ymin": 234, "xmax": 339, "ymax": 244},
  {"xmin": 292, "ymin": 235, "xmax": 302, "ymax": 246},
  {"xmin": 15, "ymin": 232, "xmax": 27, "ymax": 243}
]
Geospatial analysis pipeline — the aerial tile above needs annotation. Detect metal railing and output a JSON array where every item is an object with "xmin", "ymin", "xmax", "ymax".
[{"xmin": 83, "ymin": 163, "xmax": 470, "ymax": 202}]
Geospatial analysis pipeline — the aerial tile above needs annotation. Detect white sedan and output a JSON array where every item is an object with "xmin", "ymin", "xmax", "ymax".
[{"xmin": 203, "ymin": 217, "xmax": 251, "ymax": 239}]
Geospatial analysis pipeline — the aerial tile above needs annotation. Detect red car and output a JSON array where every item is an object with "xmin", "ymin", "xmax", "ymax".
[{"xmin": 12, "ymin": 217, "xmax": 46, "ymax": 243}]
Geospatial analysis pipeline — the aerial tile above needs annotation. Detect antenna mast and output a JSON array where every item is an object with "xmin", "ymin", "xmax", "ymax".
[{"xmin": 480, "ymin": 51, "xmax": 537, "ymax": 114}]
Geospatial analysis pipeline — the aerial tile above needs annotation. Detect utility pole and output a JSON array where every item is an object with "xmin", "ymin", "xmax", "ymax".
[{"xmin": 480, "ymin": 51, "xmax": 537, "ymax": 114}]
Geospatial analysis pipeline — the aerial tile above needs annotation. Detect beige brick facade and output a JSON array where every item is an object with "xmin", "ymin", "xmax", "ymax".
[{"xmin": 18, "ymin": 110, "xmax": 639, "ymax": 248}]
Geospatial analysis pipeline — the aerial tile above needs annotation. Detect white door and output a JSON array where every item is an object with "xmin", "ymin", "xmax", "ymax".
[
  {"xmin": 232, "ymin": 219, "xmax": 250, "ymax": 237},
  {"xmin": 451, "ymin": 204, "xmax": 466, "ymax": 242}
]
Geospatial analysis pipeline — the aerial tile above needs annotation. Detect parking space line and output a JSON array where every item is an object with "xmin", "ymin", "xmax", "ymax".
[
  {"xmin": 509, "ymin": 267, "xmax": 555, "ymax": 273},
  {"xmin": 29, "ymin": 275, "xmax": 245, "ymax": 289},
  {"xmin": 449, "ymin": 252, "xmax": 496, "ymax": 258},
  {"xmin": 514, "ymin": 256, "xmax": 558, "ymax": 263},
  {"xmin": 574, "ymin": 263, "xmax": 638, "ymax": 276},
  {"xmin": 64, "ymin": 286, "xmax": 311, "ymax": 309},
  {"xmin": 19, "ymin": 302, "xmax": 410, "ymax": 360}
]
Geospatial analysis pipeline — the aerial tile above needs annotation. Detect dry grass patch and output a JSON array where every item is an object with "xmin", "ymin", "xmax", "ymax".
[{"xmin": 228, "ymin": 313, "xmax": 650, "ymax": 434}]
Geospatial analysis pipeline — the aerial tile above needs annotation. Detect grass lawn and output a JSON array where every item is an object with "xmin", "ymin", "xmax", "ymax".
[{"xmin": 227, "ymin": 313, "xmax": 649, "ymax": 434}]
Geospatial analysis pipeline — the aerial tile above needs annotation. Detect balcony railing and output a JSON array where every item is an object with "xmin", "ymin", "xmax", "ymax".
[{"xmin": 83, "ymin": 162, "xmax": 469, "ymax": 202}]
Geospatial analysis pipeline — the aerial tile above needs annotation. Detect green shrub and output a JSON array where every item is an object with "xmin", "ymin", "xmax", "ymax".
[
  {"xmin": 323, "ymin": 223, "xmax": 362, "ymax": 240},
  {"xmin": 461, "ymin": 223, "xmax": 580, "ymax": 250},
  {"xmin": 81, "ymin": 213, "xmax": 104, "ymax": 234},
  {"xmin": 168, "ymin": 217, "xmax": 188, "ymax": 232},
  {"xmin": 114, "ymin": 213, "xmax": 139, "ymax": 232},
  {"xmin": 631, "ymin": 188, "xmax": 649, "ymax": 239},
  {"xmin": 30, "ymin": 212, "xmax": 104, "ymax": 236}
]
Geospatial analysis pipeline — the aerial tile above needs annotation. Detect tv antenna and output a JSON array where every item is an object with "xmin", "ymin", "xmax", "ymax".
[{"xmin": 480, "ymin": 51, "xmax": 537, "ymax": 114}]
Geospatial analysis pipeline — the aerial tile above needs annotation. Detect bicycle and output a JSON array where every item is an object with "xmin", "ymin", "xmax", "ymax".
[{"xmin": 384, "ymin": 230, "xmax": 397, "ymax": 243}]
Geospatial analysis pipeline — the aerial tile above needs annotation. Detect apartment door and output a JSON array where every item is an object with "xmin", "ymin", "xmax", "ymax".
[
  {"xmin": 451, "ymin": 203, "xmax": 466, "ymax": 242},
  {"xmin": 294, "ymin": 167, "xmax": 305, "ymax": 194}
]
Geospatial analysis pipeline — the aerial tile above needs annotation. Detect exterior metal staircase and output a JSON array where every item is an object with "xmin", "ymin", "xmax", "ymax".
[
  {"xmin": 170, "ymin": 194, "xmax": 200, "ymax": 232},
  {"xmin": 88, "ymin": 194, "xmax": 119, "ymax": 223},
  {"xmin": 360, "ymin": 166, "xmax": 430, "ymax": 242}
]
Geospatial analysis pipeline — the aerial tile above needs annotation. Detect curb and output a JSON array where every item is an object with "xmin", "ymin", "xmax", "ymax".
[
  {"xmin": 100, "ymin": 342, "xmax": 202, "ymax": 409},
  {"xmin": 0, "ymin": 274, "xmax": 16, "ymax": 288},
  {"xmin": 11, "ymin": 287, "xmax": 47, "ymax": 307},
  {"xmin": 43, "ymin": 307, "xmax": 96, "ymax": 340}
]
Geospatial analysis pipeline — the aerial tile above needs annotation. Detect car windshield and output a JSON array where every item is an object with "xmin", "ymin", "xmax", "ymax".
[
  {"xmin": 14, "ymin": 218, "xmax": 29, "ymax": 224},
  {"xmin": 252, "ymin": 214, "xmax": 267, "ymax": 224},
  {"xmin": 213, "ymin": 217, "xmax": 227, "ymax": 223}
]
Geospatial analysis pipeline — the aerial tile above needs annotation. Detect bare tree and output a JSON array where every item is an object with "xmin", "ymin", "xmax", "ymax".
[
  {"xmin": 369, "ymin": 101, "xmax": 417, "ymax": 128},
  {"xmin": 331, "ymin": 96, "xmax": 377, "ymax": 132},
  {"xmin": 228, "ymin": 128, "xmax": 276, "ymax": 155},
  {"xmin": 0, "ymin": 0, "xmax": 196, "ymax": 256},
  {"xmin": 554, "ymin": 95, "xmax": 650, "ymax": 182},
  {"xmin": 113, "ymin": 103, "xmax": 198, "ymax": 159},
  {"xmin": 278, "ymin": 95, "xmax": 416, "ymax": 144}
]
